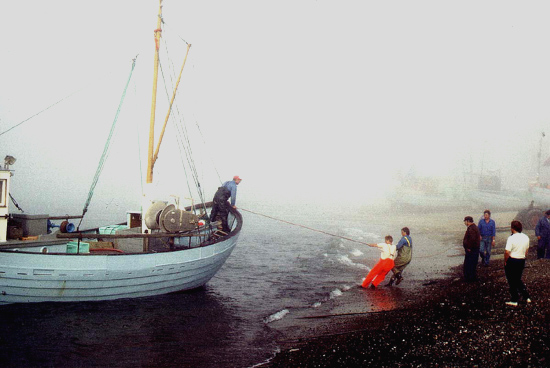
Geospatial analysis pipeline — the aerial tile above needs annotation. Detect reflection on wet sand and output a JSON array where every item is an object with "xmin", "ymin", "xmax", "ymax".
[{"xmin": 361, "ymin": 288, "xmax": 400, "ymax": 312}]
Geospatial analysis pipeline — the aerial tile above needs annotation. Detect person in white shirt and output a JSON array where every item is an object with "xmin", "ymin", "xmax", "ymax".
[
  {"xmin": 361, "ymin": 235, "xmax": 396, "ymax": 289},
  {"xmin": 504, "ymin": 220, "xmax": 531, "ymax": 307}
]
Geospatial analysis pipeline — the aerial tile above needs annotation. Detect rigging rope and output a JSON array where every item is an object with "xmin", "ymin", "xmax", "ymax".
[
  {"xmin": 194, "ymin": 120, "xmax": 222, "ymax": 185},
  {"xmin": 0, "ymin": 88, "xmax": 85, "ymax": 137},
  {"xmin": 77, "ymin": 56, "xmax": 138, "ymax": 230},
  {"xmin": 161, "ymin": 18, "xmax": 216, "ymax": 194},
  {"xmin": 9, "ymin": 194, "xmax": 24, "ymax": 213},
  {"xmin": 157, "ymin": 34, "xmax": 208, "ymax": 215},
  {"xmin": 0, "ymin": 65, "xmax": 125, "ymax": 138}
]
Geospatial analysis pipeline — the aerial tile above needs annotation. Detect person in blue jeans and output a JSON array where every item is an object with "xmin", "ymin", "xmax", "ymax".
[
  {"xmin": 478, "ymin": 209, "xmax": 496, "ymax": 266},
  {"xmin": 535, "ymin": 210, "xmax": 550, "ymax": 259}
]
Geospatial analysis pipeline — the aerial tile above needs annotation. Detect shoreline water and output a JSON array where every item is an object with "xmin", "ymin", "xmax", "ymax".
[
  {"xmin": 264, "ymin": 229, "xmax": 550, "ymax": 367},
  {"xmin": 0, "ymin": 205, "xmax": 539, "ymax": 367}
]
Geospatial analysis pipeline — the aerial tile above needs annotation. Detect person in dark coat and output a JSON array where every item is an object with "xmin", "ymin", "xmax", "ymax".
[
  {"xmin": 535, "ymin": 210, "xmax": 550, "ymax": 259},
  {"xmin": 463, "ymin": 216, "xmax": 481, "ymax": 282},
  {"xmin": 209, "ymin": 176, "xmax": 242, "ymax": 233}
]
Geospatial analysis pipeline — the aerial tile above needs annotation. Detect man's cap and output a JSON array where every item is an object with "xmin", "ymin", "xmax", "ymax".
[{"xmin": 233, "ymin": 175, "xmax": 242, "ymax": 181}]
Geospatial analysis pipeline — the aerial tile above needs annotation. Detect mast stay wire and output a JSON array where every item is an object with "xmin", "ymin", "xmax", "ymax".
[
  {"xmin": 0, "ymin": 85, "xmax": 87, "ymax": 137},
  {"xmin": 161, "ymin": 19, "xmax": 223, "ymax": 187},
  {"xmin": 160, "ymin": 40, "xmax": 201, "ymax": 196},
  {"xmin": 0, "ymin": 61, "xmax": 133, "ymax": 138},
  {"xmin": 193, "ymin": 119, "xmax": 223, "ymax": 185},
  {"xmin": 147, "ymin": 12, "xmax": 208, "ymax": 214},
  {"xmin": 157, "ymin": 33, "xmax": 208, "ymax": 214},
  {"xmin": 162, "ymin": 18, "xmax": 223, "ymax": 190},
  {"xmin": 162, "ymin": 32, "xmax": 206, "ymax": 202},
  {"xmin": 78, "ymin": 56, "xmax": 138, "ymax": 230}
]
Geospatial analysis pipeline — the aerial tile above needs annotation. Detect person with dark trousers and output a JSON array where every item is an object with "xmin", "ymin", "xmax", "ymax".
[
  {"xmin": 535, "ymin": 210, "xmax": 550, "ymax": 259},
  {"xmin": 463, "ymin": 216, "xmax": 481, "ymax": 282},
  {"xmin": 504, "ymin": 220, "xmax": 531, "ymax": 307},
  {"xmin": 478, "ymin": 209, "xmax": 496, "ymax": 266},
  {"xmin": 209, "ymin": 176, "xmax": 242, "ymax": 233},
  {"xmin": 387, "ymin": 227, "xmax": 412, "ymax": 286}
]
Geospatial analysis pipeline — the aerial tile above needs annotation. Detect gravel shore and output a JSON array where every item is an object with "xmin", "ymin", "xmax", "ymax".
[{"xmin": 266, "ymin": 233, "xmax": 550, "ymax": 367}]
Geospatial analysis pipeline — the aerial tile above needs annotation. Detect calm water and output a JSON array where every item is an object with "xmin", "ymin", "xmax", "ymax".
[{"xmin": 0, "ymin": 202, "xmax": 464, "ymax": 367}]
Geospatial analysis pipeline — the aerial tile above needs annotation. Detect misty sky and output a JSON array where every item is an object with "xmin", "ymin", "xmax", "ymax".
[{"xmin": 1, "ymin": 1, "xmax": 550, "ymax": 221}]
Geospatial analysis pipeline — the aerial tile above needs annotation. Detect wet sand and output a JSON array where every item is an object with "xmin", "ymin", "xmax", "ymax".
[{"xmin": 264, "ymin": 214, "xmax": 550, "ymax": 367}]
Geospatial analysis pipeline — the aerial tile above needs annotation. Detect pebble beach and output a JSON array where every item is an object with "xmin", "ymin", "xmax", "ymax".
[{"xmin": 265, "ymin": 229, "xmax": 550, "ymax": 367}]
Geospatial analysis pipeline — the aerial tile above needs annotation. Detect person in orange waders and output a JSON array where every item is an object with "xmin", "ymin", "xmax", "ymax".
[{"xmin": 361, "ymin": 235, "xmax": 396, "ymax": 289}]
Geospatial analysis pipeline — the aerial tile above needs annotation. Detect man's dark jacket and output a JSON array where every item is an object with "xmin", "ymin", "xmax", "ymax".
[{"xmin": 463, "ymin": 223, "xmax": 481, "ymax": 250}]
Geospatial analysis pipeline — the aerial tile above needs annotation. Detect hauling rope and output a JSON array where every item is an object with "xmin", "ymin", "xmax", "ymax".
[
  {"xmin": 240, "ymin": 208, "xmax": 370, "ymax": 246},
  {"xmin": 240, "ymin": 208, "xmax": 458, "ymax": 259}
]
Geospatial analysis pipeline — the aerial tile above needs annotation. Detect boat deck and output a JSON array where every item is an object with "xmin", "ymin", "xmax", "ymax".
[{"xmin": 0, "ymin": 234, "xmax": 67, "ymax": 250}]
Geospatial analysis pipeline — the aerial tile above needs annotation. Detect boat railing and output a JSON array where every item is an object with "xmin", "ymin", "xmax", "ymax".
[{"xmin": 2, "ymin": 204, "xmax": 242, "ymax": 254}]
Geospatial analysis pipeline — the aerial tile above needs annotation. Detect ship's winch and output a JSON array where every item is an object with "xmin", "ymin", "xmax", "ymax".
[{"xmin": 144, "ymin": 202, "xmax": 199, "ymax": 233}]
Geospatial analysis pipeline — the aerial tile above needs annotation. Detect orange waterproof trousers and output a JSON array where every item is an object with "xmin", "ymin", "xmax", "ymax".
[{"xmin": 362, "ymin": 258, "xmax": 395, "ymax": 288}]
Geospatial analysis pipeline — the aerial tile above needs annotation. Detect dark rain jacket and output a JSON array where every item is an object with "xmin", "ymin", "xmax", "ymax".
[
  {"xmin": 463, "ymin": 224, "xmax": 481, "ymax": 251},
  {"xmin": 535, "ymin": 216, "xmax": 550, "ymax": 239}
]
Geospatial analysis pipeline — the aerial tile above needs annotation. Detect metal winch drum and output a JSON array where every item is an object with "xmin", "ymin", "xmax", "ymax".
[{"xmin": 144, "ymin": 202, "xmax": 199, "ymax": 232}]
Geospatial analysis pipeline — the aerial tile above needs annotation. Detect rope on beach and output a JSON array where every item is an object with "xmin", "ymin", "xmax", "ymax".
[{"xmin": 240, "ymin": 208, "xmax": 370, "ymax": 246}]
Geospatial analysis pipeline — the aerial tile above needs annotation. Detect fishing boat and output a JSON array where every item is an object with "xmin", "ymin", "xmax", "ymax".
[
  {"xmin": 0, "ymin": 1, "xmax": 242, "ymax": 305},
  {"xmin": 467, "ymin": 171, "xmax": 532, "ymax": 211},
  {"xmin": 388, "ymin": 173, "xmax": 472, "ymax": 211}
]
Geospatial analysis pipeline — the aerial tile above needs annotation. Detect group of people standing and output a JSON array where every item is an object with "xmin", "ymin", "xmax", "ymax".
[
  {"xmin": 214, "ymin": 177, "xmax": 536, "ymax": 308},
  {"xmin": 359, "ymin": 211, "xmax": 497, "ymax": 290},
  {"xmin": 360, "ymin": 209, "xmax": 534, "ymax": 307},
  {"xmin": 361, "ymin": 227, "xmax": 413, "ymax": 289},
  {"xmin": 463, "ymin": 210, "xmax": 531, "ymax": 307}
]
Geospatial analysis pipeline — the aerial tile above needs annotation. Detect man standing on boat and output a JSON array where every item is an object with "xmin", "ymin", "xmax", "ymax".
[
  {"xmin": 463, "ymin": 216, "xmax": 481, "ymax": 282},
  {"xmin": 478, "ymin": 210, "xmax": 496, "ymax": 266},
  {"xmin": 209, "ymin": 176, "xmax": 242, "ymax": 234}
]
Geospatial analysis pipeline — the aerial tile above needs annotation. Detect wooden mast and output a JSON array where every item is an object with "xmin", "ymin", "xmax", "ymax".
[
  {"xmin": 153, "ymin": 43, "xmax": 192, "ymax": 166},
  {"xmin": 147, "ymin": 0, "xmax": 163, "ymax": 184}
]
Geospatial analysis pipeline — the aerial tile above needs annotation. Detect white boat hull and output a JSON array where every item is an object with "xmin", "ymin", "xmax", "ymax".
[
  {"xmin": 468, "ymin": 189, "xmax": 532, "ymax": 211},
  {"xmin": 0, "ymin": 233, "xmax": 239, "ymax": 305},
  {"xmin": 530, "ymin": 187, "xmax": 550, "ymax": 208}
]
